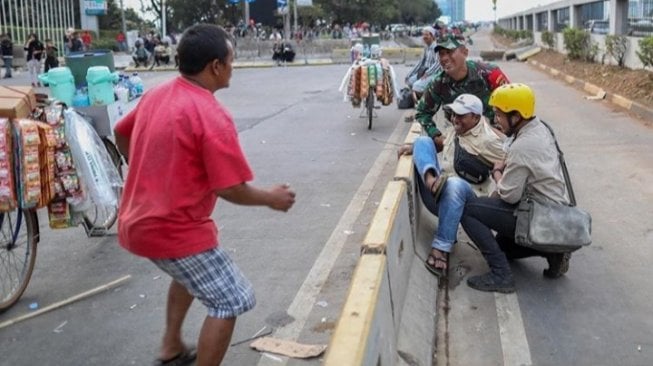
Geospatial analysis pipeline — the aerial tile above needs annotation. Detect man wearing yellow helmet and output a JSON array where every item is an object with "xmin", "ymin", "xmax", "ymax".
[{"xmin": 459, "ymin": 83, "xmax": 572, "ymax": 293}]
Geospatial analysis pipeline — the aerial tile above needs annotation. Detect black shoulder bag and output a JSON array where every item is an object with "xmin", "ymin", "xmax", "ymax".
[{"xmin": 453, "ymin": 137, "xmax": 493, "ymax": 184}]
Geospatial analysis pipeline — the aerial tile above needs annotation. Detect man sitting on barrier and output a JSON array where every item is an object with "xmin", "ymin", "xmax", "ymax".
[
  {"xmin": 399, "ymin": 94, "xmax": 505, "ymax": 277},
  {"xmin": 404, "ymin": 26, "xmax": 441, "ymax": 101},
  {"xmin": 414, "ymin": 35, "xmax": 509, "ymax": 139}
]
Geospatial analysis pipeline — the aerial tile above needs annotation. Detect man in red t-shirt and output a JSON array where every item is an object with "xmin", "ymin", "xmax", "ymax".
[{"xmin": 114, "ymin": 24, "xmax": 295, "ymax": 366}]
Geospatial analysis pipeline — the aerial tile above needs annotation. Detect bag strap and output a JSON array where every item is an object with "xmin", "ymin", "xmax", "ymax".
[
  {"xmin": 539, "ymin": 120, "xmax": 577, "ymax": 207},
  {"xmin": 454, "ymin": 136, "xmax": 494, "ymax": 168}
]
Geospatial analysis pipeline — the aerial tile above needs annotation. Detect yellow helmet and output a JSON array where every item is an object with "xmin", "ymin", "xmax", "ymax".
[{"xmin": 488, "ymin": 83, "xmax": 535, "ymax": 119}]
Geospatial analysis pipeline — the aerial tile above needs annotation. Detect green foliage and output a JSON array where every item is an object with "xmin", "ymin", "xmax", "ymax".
[
  {"xmin": 604, "ymin": 35, "xmax": 628, "ymax": 67},
  {"xmin": 636, "ymin": 36, "xmax": 653, "ymax": 69},
  {"xmin": 563, "ymin": 27, "xmax": 598, "ymax": 62},
  {"xmin": 91, "ymin": 38, "xmax": 120, "ymax": 52},
  {"xmin": 493, "ymin": 26, "xmax": 532, "ymax": 41},
  {"xmin": 541, "ymin": 30, "xmax": 555, "ymax": 48}
]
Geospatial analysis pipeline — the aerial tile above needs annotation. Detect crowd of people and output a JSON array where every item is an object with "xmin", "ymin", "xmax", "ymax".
[{"xmin": 399, "ymin": 25, "xmax": 575, "ymax": 293}]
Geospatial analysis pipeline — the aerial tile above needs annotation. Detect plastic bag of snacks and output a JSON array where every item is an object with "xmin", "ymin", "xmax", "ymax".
[
  {"xmin": 14, "ymin": 119, "xmax": 42, "ymax": 209},
  {"xmin": 64, "ymin": 109, "xmax": 122, "ymax": 209},
  {"xmin": 45, "ymin": 104, "xmax": 84, "ymax": 228},
  {"xmin": 0, "ymin": 118, "xmax": 17, "ymax": 212},
  {"xmin": 36, "ymin": 122, "xmax": 57, "ymax": 208}
]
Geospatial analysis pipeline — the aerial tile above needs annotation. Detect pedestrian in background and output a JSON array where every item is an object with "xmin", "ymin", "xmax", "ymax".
[
  {"xmin": 44, "ymin": 39, "xmax": 59, "ymax": 73},
  {"xmin": 24, "ymin": 33, "xmax": 44, "ymax": 87},
  {"xmin": 63, "ymin": 27, "xmax": 74, "ymax": 55},
  {"xmin": 116, "ymin": 31, "xmax": 127, "ymax": 52},
  {"xmin": 81, "ymin": 30, "xmax": 92, "ymax": 51},
  {"xmin": 114, "ymin": 24, "xmax": 296, "ymax": 366},
  {"xmin": 0, "ymin": 33, "xmax": 13, "ymax": 78}
]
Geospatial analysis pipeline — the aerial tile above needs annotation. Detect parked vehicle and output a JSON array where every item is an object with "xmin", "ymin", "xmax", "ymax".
[{"xmin": 585, "ymin": 19, "xmax": 609, "ymax": 34}]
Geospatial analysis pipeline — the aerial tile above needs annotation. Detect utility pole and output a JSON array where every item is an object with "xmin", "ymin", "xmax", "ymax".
[
  {"xmin": 244, "ymin": 0, "xmax": 250, "ymax": 26},
  {"xmin": 162, "ymin": 0, "xmax": 167, "ymax": 37},
  {"xmin": 120, "ymin": 0, "xmax": 127, "ymax": 36},
  {"xmin": 293, "ymin": 0, "xmax": 298, "ymax": 36}
]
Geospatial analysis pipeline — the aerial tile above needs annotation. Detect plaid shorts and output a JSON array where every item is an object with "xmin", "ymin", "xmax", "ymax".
[{"xmin": 151, "ymin": 247, "xmax": 256, "ymax": 318}]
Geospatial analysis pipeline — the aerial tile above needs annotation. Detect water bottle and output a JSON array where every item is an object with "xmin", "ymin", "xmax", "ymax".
[
  {"xmin": 71, "ymin": 88, "xmax": 90, "ymax": 107},
  {"xmin": 130, "ymin": 73, "xmax": 144, "ymax": 98}
]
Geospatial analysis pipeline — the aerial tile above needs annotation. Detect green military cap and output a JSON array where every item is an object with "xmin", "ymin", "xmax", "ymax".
[{"xmin": 434, "ymin": 35, "xmax": 466, "ymax": 52}]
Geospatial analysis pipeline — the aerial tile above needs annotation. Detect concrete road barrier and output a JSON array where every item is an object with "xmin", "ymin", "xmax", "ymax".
[{"xmin": 325, "ymin": 121, "xmax": 437, "ymax": 366}]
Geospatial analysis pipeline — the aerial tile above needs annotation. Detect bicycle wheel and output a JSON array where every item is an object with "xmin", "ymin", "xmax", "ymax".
[
  {"xmin": 0, "ymin": 209, "xmax": 38, "ymax": 313},
  {"xmin": 81, "ymin": 138, "xmax": 123, "ymax": 235},
  {"xmin": 367, "ymin": 90, "xmax": 374, "ymax": 130}
]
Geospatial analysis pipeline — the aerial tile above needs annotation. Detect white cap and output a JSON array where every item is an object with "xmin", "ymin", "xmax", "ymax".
[
  {"xmin": 422, "ymin": 26, "xmax": 436, "ymax": 37},
  {"xmin": 444, "ymin": 94, "xmax": 483, "ymax": 115}
]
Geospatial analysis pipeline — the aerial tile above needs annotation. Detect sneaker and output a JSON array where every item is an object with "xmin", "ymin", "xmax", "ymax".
[
  {"xmin": 543, "ymin": 252, "xmax": 571, "ymax": 279},
  {"xmin": 467, "ymin": 272, "xmax": 516, "ymax": 293}
]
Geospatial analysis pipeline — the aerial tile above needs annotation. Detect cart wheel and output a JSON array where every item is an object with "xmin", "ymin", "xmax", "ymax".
[
  {"xmin": 0, "ymin": 209, "xmax": 38, "ymax": 313},
  {"xmin": 81, "ymin": 138, "xmax": 123, "ymax": 235},
  {"xmin": 367, "ymin": 91, "xmax": 374, "ymax": 130}
]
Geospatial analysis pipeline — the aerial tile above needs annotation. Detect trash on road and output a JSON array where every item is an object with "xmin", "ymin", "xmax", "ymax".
[
  {"xmin": 53, "ymin": 320, "xmax": 68, "ymax": 333},
  {"xmin": 316, "ymin": 301, "xmax": 328, "ymax": 308},
  {"xmin": 250, "ymin": 336, "xmax": 327, "ymax": 359},
  {"xmin": 28, "ymin": 302, "xmax": 39, "ymax": 310}
]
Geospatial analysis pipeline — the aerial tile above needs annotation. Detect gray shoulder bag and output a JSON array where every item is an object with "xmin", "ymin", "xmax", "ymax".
[{"xmin": 513, "ymin": 121, "xmax": 592, "ymax": 253}]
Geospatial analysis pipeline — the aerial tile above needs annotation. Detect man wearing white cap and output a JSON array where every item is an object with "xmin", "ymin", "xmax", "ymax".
[
  {"xmin": 399, "ymin": 93, "xmax": 505, "ymax": 277},
  {"xmin": 405, "ymin": 26, "xmax": 441, "ymax": 97}
]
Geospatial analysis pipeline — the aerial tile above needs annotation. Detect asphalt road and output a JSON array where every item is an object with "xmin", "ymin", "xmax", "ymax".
[
  {"xmin": 0, "ymin": 64, "xmax": 410, "ymax": 365},
  {"xmin": 439, "ymin": 27, "xmax": 653, "ymax": 366}
]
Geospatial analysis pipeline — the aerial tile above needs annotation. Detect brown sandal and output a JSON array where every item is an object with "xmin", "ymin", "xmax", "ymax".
[{"xmin": 431, "ymin": 175, "xmax": 448, "ymax": 202}]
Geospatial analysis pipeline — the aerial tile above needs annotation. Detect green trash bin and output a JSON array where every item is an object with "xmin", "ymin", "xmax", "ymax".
[{"xmin": 65, "ymin": 49, "xmax": 115, "ymax": 87}]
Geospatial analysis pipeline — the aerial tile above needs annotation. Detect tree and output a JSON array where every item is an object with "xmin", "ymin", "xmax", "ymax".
[{"xmin": 99, "ymin": 0, "xmax": 153, "ymax": 30}]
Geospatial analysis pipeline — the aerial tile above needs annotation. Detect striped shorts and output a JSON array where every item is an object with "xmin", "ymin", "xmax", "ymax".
[{"xmin": 151, "ymin": 247, "xmax": 256, "ymax": 318}]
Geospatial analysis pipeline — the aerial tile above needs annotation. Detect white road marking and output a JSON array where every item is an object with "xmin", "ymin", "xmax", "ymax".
[
  {"xmin": 494, "ymin": 292, "xmax": 533, "ymax": 366},
  {"xmin": 256, "ymin": 119, "xmax": 408, "ymax": 366}
]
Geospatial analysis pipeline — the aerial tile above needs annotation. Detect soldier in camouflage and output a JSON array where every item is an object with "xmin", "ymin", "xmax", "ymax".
[{"xmin": 414, "ymin": 36, "xmax": 510, "ymax": 142}]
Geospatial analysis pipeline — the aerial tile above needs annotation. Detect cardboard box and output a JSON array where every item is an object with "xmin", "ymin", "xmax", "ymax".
[{"xmin": 0, "ymin": 86, "xmax": 37, "ymax": 119}]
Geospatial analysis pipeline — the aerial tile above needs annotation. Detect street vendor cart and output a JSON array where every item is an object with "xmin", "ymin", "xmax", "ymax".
[
  {"xmin": 339, "ymin": 36, "xmax": 400, "ymax": 130},
  {"xmin": 0, "ymin": 85, "xmax": 124, "ymax": 312}
]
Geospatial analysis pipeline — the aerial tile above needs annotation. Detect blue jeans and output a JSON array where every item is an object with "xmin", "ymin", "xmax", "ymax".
[
  {"xmin": 2, "ymin": 56, "xmax": 12, "ymax": 77},
  {"xmin": 413, "ymin": 136, "xmax": 476, "ymax": 253}
]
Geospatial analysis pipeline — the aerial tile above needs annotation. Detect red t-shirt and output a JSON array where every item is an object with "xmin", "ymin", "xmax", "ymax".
[{"xmin": 114, "ymin": 76, "xmax": 253, "ymax": 259}]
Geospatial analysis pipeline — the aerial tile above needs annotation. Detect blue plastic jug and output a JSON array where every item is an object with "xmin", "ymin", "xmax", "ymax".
[
  {"xmin": 38, "ymin": 67, "xmax": 75, "ymax": 106},
  {"xmin": 86, "ymin": 66, "xmax": 119, "ymax": 106}
]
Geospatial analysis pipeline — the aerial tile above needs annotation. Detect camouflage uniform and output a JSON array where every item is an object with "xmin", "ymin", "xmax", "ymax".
[{"xmin": 415, "ymin": 60, "xmax": 509, "ymax": 138}]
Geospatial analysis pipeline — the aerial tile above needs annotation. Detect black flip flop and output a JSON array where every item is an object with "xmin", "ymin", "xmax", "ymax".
[
  {"xmin": 424, "ymin": 253, "xmax": 448, "ymax": 278},
  {"xmin": 153, "ymin": 346, "xmax": 197, "ymax": 366}
]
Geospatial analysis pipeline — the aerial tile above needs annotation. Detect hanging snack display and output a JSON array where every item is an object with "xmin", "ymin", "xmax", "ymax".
[
  {"xmin": 14, "ymin": 119, "xmax": 42, "ymax": 209},
  {"xmin": 339, "ymin": 58, "xmax": 399, "ymax": 108},
  {"xmin": 0, "ymin": 118, "xmax": 17, "ymax": 212}
]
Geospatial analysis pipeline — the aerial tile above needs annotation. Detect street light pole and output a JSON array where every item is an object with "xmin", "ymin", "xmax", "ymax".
[
  {"xmin": 162, "ymin": 0, "xmax": 167, "ymax": 37},
  {"xmin": 120, "ymin": 0, "xmax": 126, "ymax": 36},
  {"xmin": 293, "ymin": 0, "xmax": 298, "ymax": 36}
]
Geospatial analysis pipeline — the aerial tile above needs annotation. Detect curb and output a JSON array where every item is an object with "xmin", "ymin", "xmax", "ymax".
[
  {"xmin": 528, "ymin": 60, "xmax": 653, "ymax": 121},
  {"xmin": 121, "ymin": 59, "xmax": 335, "ymax": 72}
]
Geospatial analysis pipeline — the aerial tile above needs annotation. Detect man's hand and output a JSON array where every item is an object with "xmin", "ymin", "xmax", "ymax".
[
  {"xmin": 267, "ymin": 184, "xmax": 296, "ymax": 212},
  {"xmin": 493, "ymin": 161, "xmax": 506, "ymax": 173},
  {"xmin": 433, "ymin": 135, "xmax": 444, "ymax": 152},
  {"xmin": 397, "ymin": 143, "xmax": 413, "ymax": 158}
]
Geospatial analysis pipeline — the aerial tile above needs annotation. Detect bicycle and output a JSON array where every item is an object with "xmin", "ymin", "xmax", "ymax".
[
  {"xmin": 359, "ymin": 86, "xmax": 378, "ymax": 130},
  {"xmin": 0, "ymin": 104, "xmax": 124, "ymax": 313}
]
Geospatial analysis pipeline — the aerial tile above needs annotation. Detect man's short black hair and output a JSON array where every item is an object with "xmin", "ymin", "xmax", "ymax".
[{"xmin": 177, "ymin": 24, "xmax": 231, "ymax": 76}]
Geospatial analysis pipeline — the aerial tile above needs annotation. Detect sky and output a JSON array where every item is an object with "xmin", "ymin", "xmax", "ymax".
[
  {"xmin": 121, "ymin": 0, "xmax": 560, "ymax": 23},
  {"xmin": 465, "ymin": 0, "xmax": 558, "ymax": 21}
]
